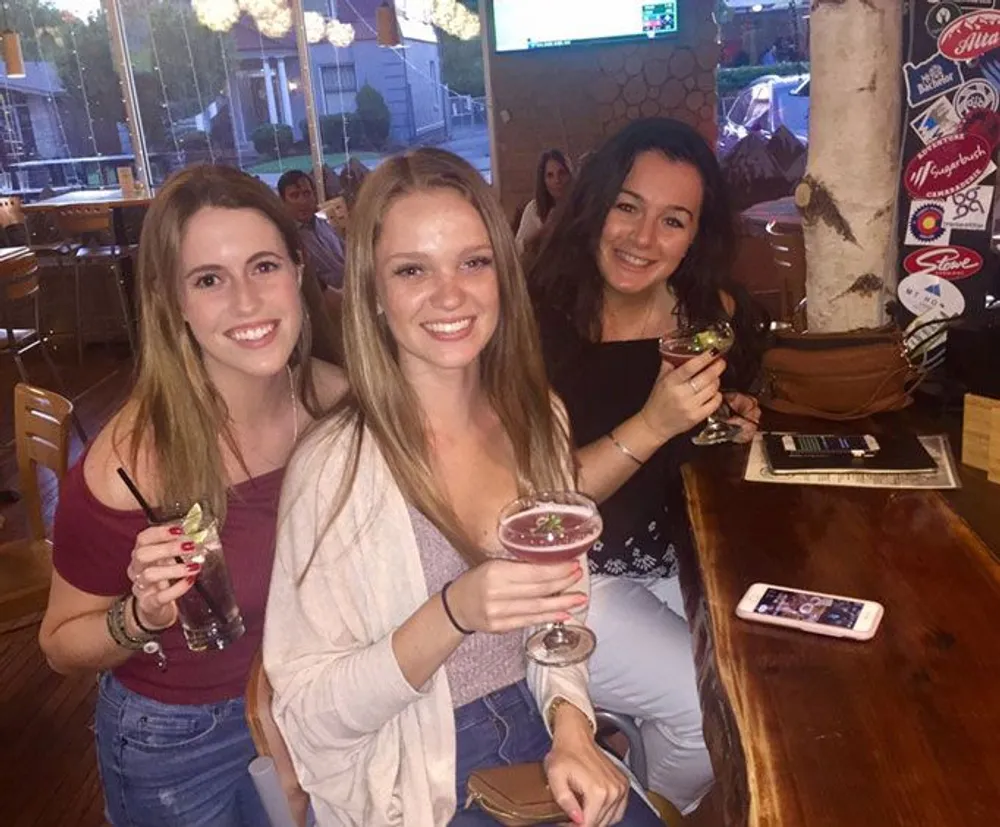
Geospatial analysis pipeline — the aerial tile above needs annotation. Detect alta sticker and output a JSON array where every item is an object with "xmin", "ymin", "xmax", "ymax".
[
  {"xmin": 904, "ymin": 132, "xmax": 991, "ymax": 198},
  {"xmin": 938, "ymin": 10, "xmax": 1000, "ymax": 61},
  {"xmin": 953, "ymin": 79, "xmax": 1000, "ymax": 117},
  {"xmin": 903, "ymin": 53, "xmax": 965, "ymax": 108},
  {"xmin": 898, "ymin": 273, "xmax": 967, "ymax": 317},
  {"xmin": 903, "ymin": 245, "xmax": 983, "ymax": 280}
]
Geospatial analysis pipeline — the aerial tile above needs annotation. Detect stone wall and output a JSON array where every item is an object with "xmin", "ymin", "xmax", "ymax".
[{"xmin": 483, "ymin": 0, "xmax": 720, "ymax": 215}]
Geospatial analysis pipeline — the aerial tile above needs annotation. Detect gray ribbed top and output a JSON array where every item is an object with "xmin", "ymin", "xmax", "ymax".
[{"xmin": 409, "ymin": 507, "xmax": 526, "ymax": 708}]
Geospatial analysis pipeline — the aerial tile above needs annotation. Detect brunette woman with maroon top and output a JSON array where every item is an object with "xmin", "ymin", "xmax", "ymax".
[{"xmin": 39, "ymin": 166, "xmax": 346, "ymax": 827}]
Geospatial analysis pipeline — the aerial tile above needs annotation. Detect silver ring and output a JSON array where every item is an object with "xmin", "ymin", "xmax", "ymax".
[{"xmin": 689, "ymin": 379, "xmax": 699, "ymax": 394}]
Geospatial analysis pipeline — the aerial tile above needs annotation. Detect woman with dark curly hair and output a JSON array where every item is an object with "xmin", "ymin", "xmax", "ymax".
[{"xmin": 529, "ymin": 117, "xmax": 766, "ymax": 815}]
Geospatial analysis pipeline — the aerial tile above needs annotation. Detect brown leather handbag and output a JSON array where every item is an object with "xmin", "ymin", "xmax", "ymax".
[
  {"xmin": 464, "ymin": 763, "xmax": 565, "ymax": 826},
  {"xmin": 759, "ymin": 326, "xmax": 923, "ymax": 420}
]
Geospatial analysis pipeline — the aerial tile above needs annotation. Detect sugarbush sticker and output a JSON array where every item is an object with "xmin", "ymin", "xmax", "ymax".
[
  {"xmin": 911, "ymin": 95, "xmax": 962, "ymax": 144},
  {"xmin": 898, "ymin": 272, "xmax": 967, "ymax": 316},
  {"xmin": 905, "ymin": 201, "xmax": 951, "ymax": 245},
  {"xmin": 903, "ymin": 245, "xmax": 984, "ymax": 279},
  {"xmin": 904, "ymin": 132, "xmax": 992, "ymax": 198},
  {"xmin": 903, "ymin": 53, "xmax": 965, "ymax": 108}
]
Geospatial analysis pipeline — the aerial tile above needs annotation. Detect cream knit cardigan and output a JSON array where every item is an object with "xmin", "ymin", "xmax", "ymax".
[{"xmin": 263, "ymin": 419, "xmax": 595, "ymax": 827}]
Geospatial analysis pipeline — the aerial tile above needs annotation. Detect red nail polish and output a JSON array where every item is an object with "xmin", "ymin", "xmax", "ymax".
[
  {"xmin": 186, "ymin": 563, "xmax": 201, "ymax": 573},
  {"xmin": 181, "ymin": 541, "xmax": 195, "ymax": 551},
  {"xmin": 169, "ymin": 526, "xmax": 183, "ymax": 536},
  {"xmin": 186, "ymin": 575, "xmax": 197, "ymax": 585}
]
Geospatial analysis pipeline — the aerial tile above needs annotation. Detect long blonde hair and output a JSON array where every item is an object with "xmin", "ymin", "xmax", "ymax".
[
  {"xmin": 317, "ymin": 148, "xmax": 570, "ymax": 566},
  {"xmin": 122, "ymin": 164, "xmax": 336, "ymax": 523}
]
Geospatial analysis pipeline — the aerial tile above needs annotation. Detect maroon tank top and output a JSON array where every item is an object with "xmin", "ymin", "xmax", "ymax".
[{"xmin": 52, "ymin": 456, "xmax": 284, "ymax": 705}]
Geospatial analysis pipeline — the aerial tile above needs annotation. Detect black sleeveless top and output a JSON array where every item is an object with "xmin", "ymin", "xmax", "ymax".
[{"xmin": 538, "ymin": 307, "xmax": 696, "ymax": 578}]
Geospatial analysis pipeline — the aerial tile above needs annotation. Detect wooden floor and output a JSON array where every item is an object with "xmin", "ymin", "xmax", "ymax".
[{"xmin": 1, "ymin": 340, "xmax": 132, "ymax": 827}]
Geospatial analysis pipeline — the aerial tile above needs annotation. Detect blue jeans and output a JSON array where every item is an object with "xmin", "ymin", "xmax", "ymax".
[
  {"xmin": 450, "ymin": 681, "xmax": 661, "ymax": 826},
  {"xmin": 95, "ymin": 672, "xmax": 268, "ymax": 827}
]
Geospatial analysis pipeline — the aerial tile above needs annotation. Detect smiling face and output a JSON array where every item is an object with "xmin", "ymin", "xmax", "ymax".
[
  {"xmin": 374, "ymin": 188, "xmax": 499, "ymax": 381},
  {"xmin": 544, "ymin": 158, "xmax": 571, "ymax": 201},
  {"xmin": 597, "ymin": 150, "xmax": 704, "ymax": 299},
  {"xmin": 178, "ymin": 206, "xmax": 303, "ymax": 386}
]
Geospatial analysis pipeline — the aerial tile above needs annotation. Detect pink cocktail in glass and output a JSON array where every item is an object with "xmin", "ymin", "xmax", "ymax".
[{"xmin": 498, "ymin": 492, "xmax": 601, "ymax": 666}]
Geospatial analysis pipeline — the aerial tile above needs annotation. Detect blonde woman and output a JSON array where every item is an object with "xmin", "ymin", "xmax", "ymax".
[
  {"xmin": 39, "ymin": 166, "xmax": 346, "ymax": 827},
  {"xmin": 264, "ymin": 149, "xmax": 660, "ymax": 827}
]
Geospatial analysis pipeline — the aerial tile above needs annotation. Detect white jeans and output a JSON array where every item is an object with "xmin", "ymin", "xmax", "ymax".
[{"xmin": 586, "ymin": 574, "xmax": 714, "ymax": 814}]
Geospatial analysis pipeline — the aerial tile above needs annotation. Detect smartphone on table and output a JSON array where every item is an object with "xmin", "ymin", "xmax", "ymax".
[
  {"xmin": 736, "ymin": 582, "xmax": 884, "ymax": 640},
  {"xmin": 780, "ymin": 434, "xmax": 880, "ymax": 458}
]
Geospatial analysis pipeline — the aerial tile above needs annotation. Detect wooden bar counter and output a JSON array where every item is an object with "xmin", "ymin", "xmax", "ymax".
[{"xmin": 679, "ymin": 427, "xmax": 1000, "ymax": 827}]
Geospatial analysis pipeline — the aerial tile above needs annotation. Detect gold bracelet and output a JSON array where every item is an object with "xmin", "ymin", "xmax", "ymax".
[{"xmin": 608, "ymin": 430, "xmax": 643, "ymax": 466}]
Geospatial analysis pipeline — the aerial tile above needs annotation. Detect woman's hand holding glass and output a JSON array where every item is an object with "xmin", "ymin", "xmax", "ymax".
[
  {"xmin": 638, "ymin": 349, "xmax": 726, "ymax": 443},
  {"xmin": 445, "ymin": 558, "xmax": 587, "ymax": 634},
  {"xmin": 546, "ymin": 704, "xmax": 629, "ymax": 827},
  {"xmin": 125, "ymin": 524, "xmax": 199, "ymax": 630}
]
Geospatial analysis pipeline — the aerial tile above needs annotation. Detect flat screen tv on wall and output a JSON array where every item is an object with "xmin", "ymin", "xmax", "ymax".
[{"xmin": 491, "ymin": 0, "xmax": 679, "ymax": 53}]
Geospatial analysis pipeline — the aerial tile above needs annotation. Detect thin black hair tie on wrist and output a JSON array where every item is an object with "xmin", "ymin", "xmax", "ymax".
[
  {"xmin": 130, "ymin": 595, "xmax": 162, "ymax": 636},
  {"xmin": 441, "ymin": 580, "xmax": 474, "ymax": 635}
]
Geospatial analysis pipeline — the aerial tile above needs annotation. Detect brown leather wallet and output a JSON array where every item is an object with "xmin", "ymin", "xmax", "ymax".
[{"xmin": 465, "ymin": 762, "xmax": 566, "ymax": 826}]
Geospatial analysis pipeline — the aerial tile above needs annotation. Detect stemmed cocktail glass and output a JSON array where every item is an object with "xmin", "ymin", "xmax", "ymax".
[
  {"xmin": 498, "ymin": 491, "xmax": 602, "ymax": 667},
  {"xmin": 659, "ymin": 320, "xmax": 740, "ymax": 446}
]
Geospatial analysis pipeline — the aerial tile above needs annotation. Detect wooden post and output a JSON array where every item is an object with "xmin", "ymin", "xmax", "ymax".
[{"xmin": 795, "ymin": 0, "xmax": 903, "ymax": 332}]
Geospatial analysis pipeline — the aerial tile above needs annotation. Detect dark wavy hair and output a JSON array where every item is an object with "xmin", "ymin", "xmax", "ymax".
[
  {"xmin": 534, "ymin": 148, "xmax": 572, "ymax": 223},
  {"xmin": 529, "ymin": 117, "xmax": 764, "ymax": 389}
]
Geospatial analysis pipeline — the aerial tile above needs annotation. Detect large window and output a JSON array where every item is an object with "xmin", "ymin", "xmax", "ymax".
[
  {"xmin": 1, "ymin": 1, "xmax": 129, "ymax": 197},
  {"xmin": 0, "ymin": 0, "xmax": 489, "ymax": 199}
]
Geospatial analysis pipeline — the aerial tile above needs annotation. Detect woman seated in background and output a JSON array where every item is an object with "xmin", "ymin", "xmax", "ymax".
[
  {"xmin": 264, "ymin": 149, "xmax": 660, "ymax": 827},
  {"xmin": 39, "ymin": 165, "xmax": 345, "ymax": 827},
  {"xmin": 515, "ymin": 148, "xmax": 573, "ymax": 252},
  {"xmin": 529, "ymin": 117, "xmax": 765, "ymax": 815}
]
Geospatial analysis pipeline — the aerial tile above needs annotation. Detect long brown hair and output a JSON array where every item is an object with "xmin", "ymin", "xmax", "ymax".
[
  {"xmin": 307, "ymin": 148, "xmax": 570, "ymax": 567},
  {"xmin": 122, "ymin": 164, "xmax": 337, "ymax": 522},
  {"xmin": 534, "ymin": 148, "xmax": 572, "ymax": 223}
]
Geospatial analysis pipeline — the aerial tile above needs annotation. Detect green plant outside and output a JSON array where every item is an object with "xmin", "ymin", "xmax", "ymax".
[
  {"xmin": 717, "ymin": 62, "xmax": 810, "ymax": 99},
  {"xmin": 247, "ymin": 152, "xmax": 382, "ymax": 175}
]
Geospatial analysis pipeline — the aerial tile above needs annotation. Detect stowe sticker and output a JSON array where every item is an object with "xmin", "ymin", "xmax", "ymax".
[
  {"xmin": 938, "ymin": 10, "xmax": 1000, "ymax": 61},
  {"xmin": 904, "ymin": 133, "xmax": 992, "ymax": 198},
  {"xmin": 903, "ymin": 245, "xmax": 984, "ymax": 280}
]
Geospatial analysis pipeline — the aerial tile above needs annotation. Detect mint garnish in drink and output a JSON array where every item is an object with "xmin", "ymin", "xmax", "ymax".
[{"xmin": 533, "ymin": 512, "xmax": 564, "ymax": 538}]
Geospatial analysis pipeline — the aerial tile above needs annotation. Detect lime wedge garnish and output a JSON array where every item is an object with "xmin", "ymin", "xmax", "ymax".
[
  {"xmin": 181, "ymin": 503, "xmax": 211, "ymax": 546},
  {"xmin": 694, "ymin": 330, "xmax": 720, "ymax": 352}
]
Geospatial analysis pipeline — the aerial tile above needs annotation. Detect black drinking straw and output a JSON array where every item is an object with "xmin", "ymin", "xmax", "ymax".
[{"xmin": 116, "ymin": 467, "xmax": 224, "ymax": 621}]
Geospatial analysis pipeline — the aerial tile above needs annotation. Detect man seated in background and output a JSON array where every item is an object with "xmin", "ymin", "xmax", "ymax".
[{"xmin": 277, "ymin": 170, "xmax": 345, "ymax": 291}]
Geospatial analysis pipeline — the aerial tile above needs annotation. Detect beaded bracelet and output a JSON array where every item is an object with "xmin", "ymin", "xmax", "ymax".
[{"xmin": 105, "ymin": 595, "xmax": 151, "ymax": 651}]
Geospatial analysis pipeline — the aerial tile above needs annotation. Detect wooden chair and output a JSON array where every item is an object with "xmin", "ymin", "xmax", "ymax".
[
  {"xmin": 0, "ymin": 384, "xmax": 73, "ymax": 623},
  {"xmin": 246, "ymin": 651, "xmax": 313, "ymax": 827},
  {"xmin": 52, "ymin": 204, "xmax": 135, "ymax": 363},
  {"xmin": 765, "ymin": 220, "xmax": 807, "ymax": 327},
  {"xmin": 0, "ymin": 249, "xmax": 86, "ymax": 442}
]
